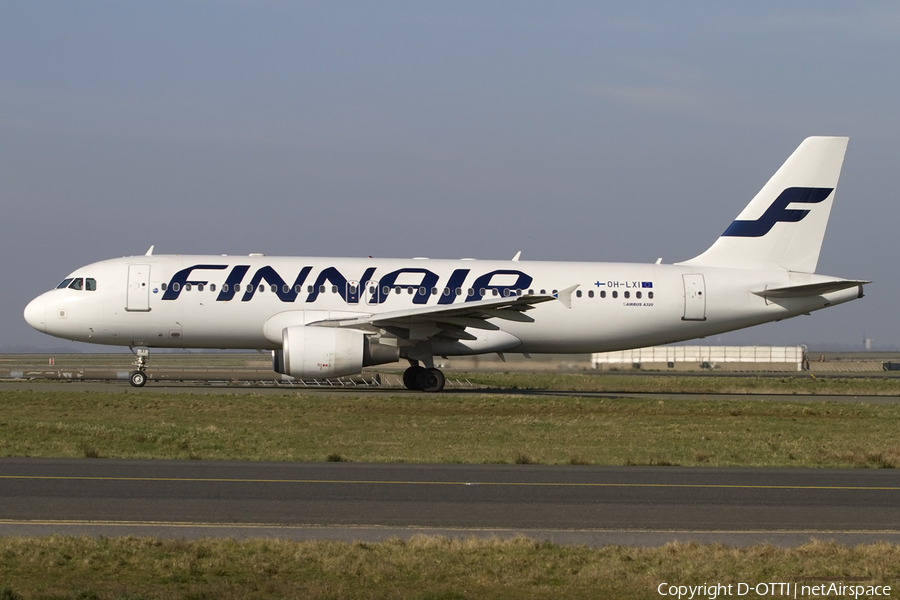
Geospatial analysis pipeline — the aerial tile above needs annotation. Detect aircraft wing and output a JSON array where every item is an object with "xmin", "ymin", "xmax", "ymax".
[{"xmin": 309, "ymin": 293, "xmax": 558, "ymax": 340}]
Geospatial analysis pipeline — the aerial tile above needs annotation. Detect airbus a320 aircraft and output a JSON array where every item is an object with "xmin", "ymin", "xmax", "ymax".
[{"xmin": 24, "ymin": 137, "xmax": 867, "ymax": 391}]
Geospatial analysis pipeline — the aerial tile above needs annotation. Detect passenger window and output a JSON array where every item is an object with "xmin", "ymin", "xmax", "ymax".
[
  {"xmin": 383, "ymin": 286, "xmax": 390, "ymax": 295},
  {"xmin": 185, "ymin": 284, "xmax": 192, "ymax": 291},
  {"xmin": 332, "ymin": 285, "xmax": 338, "ymax": 293},
  {"xmin": 173, "ymin": 283, "xmax": 181, "ymax": 292},
  {"xmin": 57, "ymin": 278, "xmax": 74, "ymax": 289},
  {"xmin": 636, "ymin": 291, "xmax": 642, "ymax": 299},
  {"xmin": 234, "ymin": 284, "xmax": 241, "ymax": 292},
  {"xmin": 68, "ymin": 278, "xmax": 83, "ymax": 290},
  {"xmin": 210, "ymin": 284, "xmax": 216, "ymax": 292},
  {"xmin": 161, "ymin": 282, "xmax": 167, "ymax": 291},
  {"xmin": 198, "ymin": 284, "xmax": 204, "ymax": 292},
  {"xmin": 456, "ymin": 288, "xmax": 462, "ymax": 296},
  {"xmin": 612, "ymin": 291, "xmax": 618, "ymax": 298},
  {"xmin": 649, "ymin": 292, "xmax": 654, "ymax": 299},
  {"xmin": 576, "ymin": 290, "xmax": 582, "ymax": 298},
  {"xmin": 600, "ymin": 290, "xmax": 606, "ymax": 298},
  {"xmin": 296, "ymin": 285, "xmax": 303, "ymax": 293},
  {"xmin": 492, "ymin": 289, "xmax": 498, "ymax": 296},
  {"xmin": 85, "ymin": 278, "xmax": 97, "ymax": 291},
  {"xmin": 528, "ymin": 289, "xmax": 534, "ymax": 295},
  {"xmin": 407, "ymin": 287, "xmax": 414, "ymax": 295},
  {"xmin": 320, "ymin": 285, "xmax": 326, "ymax": 294},
  {"xmin": 443, "ymin": 288, "xmax": 450, "ymax": 296},
  {"xmin": 624, "ymin": 291, "xmax": 630, "ymax": 299},
  {"xmin": 395, "ymin": 286, "xmax": 402, "ymax": 294},
  {"xmin": 467, "ymin": 288, "xmax": 474, "ymax": 297},
  {"xmin": 222, "ymin": 283, "xmax": 228, "ymax": 292},
  {"xmin": 259, "ymin": 285, "xmax": 265, "ymax": 292},
  {"xmin": 540, "ymin": 289, "xmax": 546, "ymax": 295},
  {"xmin": 588, "ymin": 290, "xmax": 594, "ymax": 298},
  {"xmin": 480, "ymin": 288, "xmax": 486, "ymax": 297}
]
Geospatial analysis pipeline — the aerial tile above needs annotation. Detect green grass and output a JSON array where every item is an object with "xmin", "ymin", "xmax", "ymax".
[
  {"xmin": 462, "ymin": 371, "xmax": 900, "ymax": 395},
  {"xmin": 2, "ymin": 388, "xmax": 900, "ymax": 467},
  {"xmin": 0, "ymin": 536, "xmax": 898, "ymax": 600}
]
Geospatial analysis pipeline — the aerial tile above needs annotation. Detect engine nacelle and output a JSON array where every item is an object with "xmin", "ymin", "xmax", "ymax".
[{"xmin": 273, "ymin": 326, "xmax": 399, "ymax": 379}]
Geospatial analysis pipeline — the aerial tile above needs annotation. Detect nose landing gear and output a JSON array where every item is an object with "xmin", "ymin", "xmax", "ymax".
[{"xmin": 129, "ymin": 346, "xmax": 150, "ymax": 387}]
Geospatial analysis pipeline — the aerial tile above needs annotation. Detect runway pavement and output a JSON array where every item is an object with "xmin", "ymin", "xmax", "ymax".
[{"xmin": 2, "ymin": 458, "xmax": 899, "ymax": 547}]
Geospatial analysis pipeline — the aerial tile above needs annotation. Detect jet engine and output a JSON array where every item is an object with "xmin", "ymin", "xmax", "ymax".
[{"xmin": 273, "ymin": 325, "xmax": 399, "ymax": 379}]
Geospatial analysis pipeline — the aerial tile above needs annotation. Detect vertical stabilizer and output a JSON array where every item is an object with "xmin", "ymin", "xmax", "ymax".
[{"xmin": 679, "ymin": 136, "xmax": 848, "ymax": 273}]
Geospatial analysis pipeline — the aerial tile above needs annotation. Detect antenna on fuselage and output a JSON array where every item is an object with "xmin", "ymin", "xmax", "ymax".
[{"xmin": 145, "ymin": 245, "xmax": 155, "ymax": 256}]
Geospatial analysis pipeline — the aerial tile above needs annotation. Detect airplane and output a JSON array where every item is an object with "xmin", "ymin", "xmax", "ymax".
[{"xmin": 24, "ymin": 136, "xmax": 867, "ymax": 392}]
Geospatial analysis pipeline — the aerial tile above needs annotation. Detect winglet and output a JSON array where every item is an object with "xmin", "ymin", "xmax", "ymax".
[{"xmin": 554, "ymin": 284, "xmax": 580, "ymax": 309}]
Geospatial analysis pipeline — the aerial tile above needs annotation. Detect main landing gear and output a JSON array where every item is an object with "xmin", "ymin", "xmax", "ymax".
[
  {"xmin": 129, "ymin": 346, "xmax": 150, "ymax": 388},
  {"xmin": 403, "ymin": 362, "xmax": 446, "ymax": 392}
]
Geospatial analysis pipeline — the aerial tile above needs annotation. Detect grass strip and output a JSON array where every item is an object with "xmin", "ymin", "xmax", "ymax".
[
  {"xmin": 2, "ymin": 389, "xmax": 900, "ymax": 467},
  {"xmin": 0, "ymin": 536, "xmax": 898, "ymax": 600},
  {"xmin": 461, "ymin": 372, "xmax": 900, "ymax": 395}
]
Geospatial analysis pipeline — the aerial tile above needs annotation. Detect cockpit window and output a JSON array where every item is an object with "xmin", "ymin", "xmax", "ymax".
[
  {"xmin": 56, "ymin": 278, "xmax": 74, "ymax": 289},
  {"xmin": 68, "ymin": 278, "xmax": 84, "ymax": 290},
  {"xmin": 85, "ymin": 278, "xmax": 97, "ymax": 291}
]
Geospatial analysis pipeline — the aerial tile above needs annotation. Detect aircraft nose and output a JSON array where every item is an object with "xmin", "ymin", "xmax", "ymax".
[{"xmin": 24, "ymin": 295, "xmax": 47, "ymax": 333}]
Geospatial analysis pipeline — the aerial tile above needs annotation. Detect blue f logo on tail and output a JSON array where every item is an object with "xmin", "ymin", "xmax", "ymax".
[{"xmin": 722, "ymin": 187, "xmax": 833, "ymax": 238}]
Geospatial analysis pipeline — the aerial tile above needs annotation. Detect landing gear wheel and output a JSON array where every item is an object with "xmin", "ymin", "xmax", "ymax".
[
  {"xmin": 129, "ymin": 370, "xmax": 147, "ymax": 388},
  {"xmin": 417, "ymin": 368, "xmax": 445, "ymax": 393},
  {"xmin": 403, "ymin": 366, "xmax": 426, "ymax": 390}
]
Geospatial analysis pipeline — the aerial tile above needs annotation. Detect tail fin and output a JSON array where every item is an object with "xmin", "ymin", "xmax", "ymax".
[{"xmin": 679, "ymin": 136, "xmax": 848, "ymax": 273}]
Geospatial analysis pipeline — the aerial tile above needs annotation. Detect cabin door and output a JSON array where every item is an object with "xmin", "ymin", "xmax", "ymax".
[
  {"xmin": 682, "ymin": 274, "xmax": 707, "ymax": 321},
  {"xmin": 126, "ymin": 264, "xmax": 151, "ymax": 312}
]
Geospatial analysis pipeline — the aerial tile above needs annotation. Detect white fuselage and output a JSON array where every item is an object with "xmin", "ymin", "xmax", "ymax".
[{"xmin": 24, "ymin": 254, "xmax": 861, "ymax": 355}]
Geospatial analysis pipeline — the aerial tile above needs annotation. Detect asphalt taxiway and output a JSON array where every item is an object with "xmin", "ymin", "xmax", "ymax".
[{"xmin": 2, "ymin": 458, "xmax": 899, "ymax": 547}]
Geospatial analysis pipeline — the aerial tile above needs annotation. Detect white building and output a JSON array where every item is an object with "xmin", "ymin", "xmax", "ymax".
[{"xmin": 591, "ymin": 345, "xmax": 808, "ymax": 371}]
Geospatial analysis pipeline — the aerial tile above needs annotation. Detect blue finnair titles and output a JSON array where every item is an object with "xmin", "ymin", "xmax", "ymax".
[
  {"xmin": 161, "ymin": 263, "xmax": 534, "ymax": 305},
  {"xmin": 23, "ymin": 136, "xmax": 868, "ymax": 392}
]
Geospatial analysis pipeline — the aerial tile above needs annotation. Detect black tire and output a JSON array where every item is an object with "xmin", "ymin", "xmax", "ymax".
[
  {"xmin": 129, "ymin": 370, "xmax": 147, "ymax": 387},
  {"xmin": 403, "ymin": 366, "xmax": 425, "ymax": 390},
  {"xmin": 417, "ymin": 368, "xmax": 445, "ymax": 393}
]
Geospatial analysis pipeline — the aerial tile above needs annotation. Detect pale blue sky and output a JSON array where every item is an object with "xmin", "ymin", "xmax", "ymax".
[{"xmin": 3, "ymin": 2, "xmax": 898, "ymax": 350}]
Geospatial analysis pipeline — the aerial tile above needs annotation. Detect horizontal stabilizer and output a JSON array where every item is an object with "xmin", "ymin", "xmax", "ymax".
[{"xmin": 753, "ymin": 280, "xmax": 869, "ymax": 299}]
